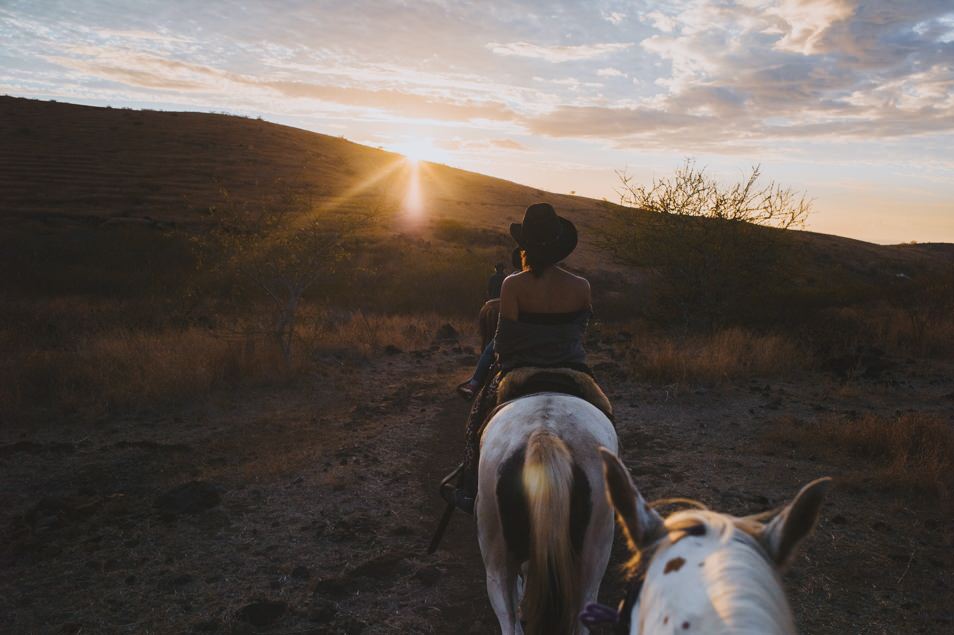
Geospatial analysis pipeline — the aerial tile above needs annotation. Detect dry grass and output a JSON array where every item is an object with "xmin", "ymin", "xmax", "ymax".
[
  {"xmin": 1, "ymin": 328, "xmax": 286, "ymax": 420},
  {"xmin": 1, "ymin": 310, "xmax": 474, "ymax": 422},
  {"xmin": 627, "ymin": 327, "xmax": 811, "ymax": 384},
  {"xmin": 843, "ymin": 305, "xmax": 954, "ymax": 358},
  {"xmin": 304, "ymin": 310, "xmax": 473, "ymax": 357},
  {"xmin": 765, "ymin": 412, "xmax": 954, "ymax": 502}
]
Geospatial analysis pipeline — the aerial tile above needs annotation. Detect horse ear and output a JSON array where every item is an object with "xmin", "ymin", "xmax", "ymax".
[
  {"xmin": 760, "ymin": 477, "xmax": 831, "ymax": 569},
  {"xmin": 600, "ymin": 448, "xmax": 663, "ymax": 550}
]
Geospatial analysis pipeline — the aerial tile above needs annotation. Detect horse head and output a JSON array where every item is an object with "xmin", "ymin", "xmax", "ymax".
[{"xmin": 596, "ymin": 448, "xmax": 830, "ymax": 635}]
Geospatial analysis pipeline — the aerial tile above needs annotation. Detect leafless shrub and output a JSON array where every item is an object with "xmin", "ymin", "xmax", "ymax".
[{"xmin": 603, "ymin": 160, "xmax": 812, "ymax": 328}]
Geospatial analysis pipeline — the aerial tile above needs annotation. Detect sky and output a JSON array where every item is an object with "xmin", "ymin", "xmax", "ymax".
[{"xmin": 2, "ymin": 0, "xmax": 953, "ymax": 244}]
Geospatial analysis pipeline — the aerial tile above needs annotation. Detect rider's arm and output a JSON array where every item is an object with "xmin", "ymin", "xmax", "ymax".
[{"xmin": 499, "ymin": 275, "xmax": 519, "ymax": 322}]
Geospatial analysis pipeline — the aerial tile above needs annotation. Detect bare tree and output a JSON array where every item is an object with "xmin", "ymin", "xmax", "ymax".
[
  {"xmin": 203, "ymin": 186, "xmax": 365, "ymax": 366},
  {"xmin": 615, "ymin": 160, "xmax": 810, "ymax": 227},
  {"xmin": 604, "ymin": 160, "xmax": 812, "ymax": 328}
]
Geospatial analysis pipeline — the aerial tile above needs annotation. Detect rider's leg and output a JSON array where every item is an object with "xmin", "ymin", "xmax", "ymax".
[{"xmin": 457, "ymin": 340, "xmax": 495, "ymax": 398}]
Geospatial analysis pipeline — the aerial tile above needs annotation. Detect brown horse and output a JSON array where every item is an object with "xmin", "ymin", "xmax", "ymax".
[{"xmin": 479, "ymin": 299, "xmax": 500, "ymax": 350}]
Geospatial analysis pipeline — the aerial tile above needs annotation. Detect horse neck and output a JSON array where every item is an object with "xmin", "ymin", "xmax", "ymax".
[{"xmin": 634, "ymin": 514, "xmax": 796, "ymax": 635}]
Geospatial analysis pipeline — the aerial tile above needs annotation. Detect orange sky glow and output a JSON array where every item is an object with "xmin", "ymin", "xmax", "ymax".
[{"xmin": 1, "ymin": 1, "xmax": 953, "ymax": 244}]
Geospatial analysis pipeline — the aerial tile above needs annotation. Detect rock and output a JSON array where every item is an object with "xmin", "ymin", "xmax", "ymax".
[
  {"xmin": 314, "ymin": 577, "xmax": 349, "ymax": 598},
  {"xmin": 309, "ymin": 598, "xmax": 337, "ymax": 623},
  {"xmin": 155, "ymin": 481, "xmax": 222, "ymax": 516},
  {"xmin": 170, "ymin": 573, "xmax": 195, "ymax": 587},
  {"xmin": 414, "ymin": 565, "xmax": 442, "ymax": 587},
  {"xmin": 384, "ymin": 344, "xmax": 402, "ymax": 355},
  {"xmin": 192, "ymin": 618, "xmax": 221, "ymax": 632},
  {"xmin": 292, "ymin": 565, "xmax": 311, "ymax": 580},
  {"xmin": 235, "ymin": 600, "xmax": 287, "ymax": 628},
  {"xmin": 434, "ymin": 323, "xmax": 459, "ymax": 341}
]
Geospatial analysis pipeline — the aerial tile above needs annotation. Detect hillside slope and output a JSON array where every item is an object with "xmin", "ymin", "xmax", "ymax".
[{"xmin": 0, "ymin": 95, "xmax": 949, "ymax": 280}]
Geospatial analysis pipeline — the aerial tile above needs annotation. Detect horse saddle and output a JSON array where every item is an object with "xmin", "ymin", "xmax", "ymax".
[{"xmin": 496, "ymin": 366, "xmax": 614, "ymax": 420}]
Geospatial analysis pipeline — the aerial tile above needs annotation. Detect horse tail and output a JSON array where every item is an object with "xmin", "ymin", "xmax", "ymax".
[{"xmin": 521, "ymin": 429, "xmax": 581, "ymax": 635}]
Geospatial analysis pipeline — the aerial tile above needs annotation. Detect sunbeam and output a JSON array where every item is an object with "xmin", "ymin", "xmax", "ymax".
[{"xmin": 403, "ymin": 160, "xmax": 423, "ymax": 219}]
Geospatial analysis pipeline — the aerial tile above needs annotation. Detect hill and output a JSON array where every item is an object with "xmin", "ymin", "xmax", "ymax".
[{"xmin": 2, "ymin": 95, "xmax": 949, "ymax": 280}]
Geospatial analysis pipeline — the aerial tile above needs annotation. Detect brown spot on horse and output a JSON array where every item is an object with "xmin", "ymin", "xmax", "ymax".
[{"xmin": 664, "ymin": 557, "xmax": 686, "ymax": 574}]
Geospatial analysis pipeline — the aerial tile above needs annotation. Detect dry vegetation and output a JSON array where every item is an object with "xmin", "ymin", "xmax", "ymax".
[
  {"xmin": 0, "ymin": 309, "xmax": 471, "ymax": 421},
  {"xmin": 623, "ymin": 327, "xmax": 811, "ymax": 384},
  {"xmin": 765, "ymin": 412, "xmax": 954, "ymax": 503}
]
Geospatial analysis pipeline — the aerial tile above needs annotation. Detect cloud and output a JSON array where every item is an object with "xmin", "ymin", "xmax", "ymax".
[
  {"xmin": 522, "ymin": 0, "xmax": 954, "ymax": 150},
  {"xmin": 266, "ymin": 81, "xmax": 517, "ymax": 121},
  {"xmin": 491, "ymin": 138, "xmax": 529, "ymax": 150},
  {"xmin": 40, "ymin": 41, "xmax": 524, "ymax": 123},
  {"xmin": 642, "ymin": 10, "xmax": 677, "ymax": 33},
  {"xmin": 767, "ymin": 0, "xmax": 855, "ymax": 54},
  {"xmin": 4, "ymin": 0, "xmax": 954, "ymax": 158},
  {"xmin": 486, "ymin": 41, "xmax": 633, "ymax": 62}
]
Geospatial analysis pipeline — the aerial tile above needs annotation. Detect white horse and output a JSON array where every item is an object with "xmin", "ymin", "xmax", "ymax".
[
  {"xmin": 597, "ymin": 449, "xmax": 830, "ymax": 635},
  {"xmin": 477, "ymin": 392, "xmax": 619, "ymax": 635}
]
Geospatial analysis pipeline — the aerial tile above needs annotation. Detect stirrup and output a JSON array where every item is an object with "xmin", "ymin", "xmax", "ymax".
[
  {"xmin": 440, "ymin": 484, "xmax": 474, "ymax": 515},
  {"xmin": 438, "ymin": 463, "xmax": 474, "ymax": 514}
]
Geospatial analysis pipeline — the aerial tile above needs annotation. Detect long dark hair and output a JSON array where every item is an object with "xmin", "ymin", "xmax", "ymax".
[{"xmin": 520, "ymin": 249, "xmax": 551, "ymax": 278}]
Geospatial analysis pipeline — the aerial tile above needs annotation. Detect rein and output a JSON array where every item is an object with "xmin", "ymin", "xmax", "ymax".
[
  {"xmin": 579, "ymin": 521, "xmax": 708, "ymax": 632},
  {"xmin": 579, "ymin": 576, "xmax": 642, "ymax": 633}
]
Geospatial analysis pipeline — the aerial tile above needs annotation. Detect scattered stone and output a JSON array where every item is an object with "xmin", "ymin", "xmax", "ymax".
[
  {"xmin": 155, "ymin": 481, "xmax": 222, "ymax": 516},
  {"xmin": 309, "ymin": 598, "xmax": 337, "ymax": 623},
  {"xmin": 171, "ymin": 573, "xmax": 195, "ymax": 587},
  {"xmin": 0, "ymin": 440, "xmax": 76, "ymax": 457},
  {"xmin": 235, "ymin": 600, "xmax": 287, "ymax": 628},
  {"xmin": 292, "ymin": 565, "xmax": 311, "ymax": 580},
  {"xmin": 192, "ymin": 618, "xmax": 221, "ymax": 632},
  {"xmin": 414, "ymin": 565, "xmax": 442, "ymax": 587},
  {"xmin": 314, "ymin": 577, "xmax": 349, "ymax": 598},
  {"xmin": 434, "ymin": 323, "xmax": 459, "ymax": 342}
]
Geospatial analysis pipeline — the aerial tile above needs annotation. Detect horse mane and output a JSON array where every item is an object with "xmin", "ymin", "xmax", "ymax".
[{"xmin": 621, "ymin": 498, "xmax": 709, "ymax": 578}]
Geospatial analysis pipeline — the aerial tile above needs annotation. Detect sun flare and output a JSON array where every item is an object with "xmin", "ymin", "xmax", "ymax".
[{"xmin": 390, "ymin": 137, "xmax": 449, "ymax": 165}]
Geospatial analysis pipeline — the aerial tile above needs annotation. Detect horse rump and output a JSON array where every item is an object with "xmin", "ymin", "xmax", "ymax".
[{"xmin": 496, "ymin": 430, "xmax": 592, "ymax": 635}]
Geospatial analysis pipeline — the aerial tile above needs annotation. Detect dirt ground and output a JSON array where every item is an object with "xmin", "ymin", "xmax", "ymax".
[{"xmin": 2, "ymin": 334, "xmax": 953, "ymax": 634}]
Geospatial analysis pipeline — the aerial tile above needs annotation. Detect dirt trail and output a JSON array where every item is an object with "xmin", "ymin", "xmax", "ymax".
[{"xmin": 1, "ymin": 338, "xmax": 952, "ymax": 634}]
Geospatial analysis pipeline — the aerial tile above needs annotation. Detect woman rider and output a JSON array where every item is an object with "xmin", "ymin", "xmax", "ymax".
[{"xmin": 442, "ymin": 202, "xmax": 592, "ymax": 513}]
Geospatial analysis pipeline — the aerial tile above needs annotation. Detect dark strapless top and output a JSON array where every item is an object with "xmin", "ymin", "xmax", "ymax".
[
  {"xmin": 495, "ymin": 308, "xmax": 591, "ymax": 371},
  {"xmin": 517, "ymin": 309, "xmax": 589, "ymax": 325}
]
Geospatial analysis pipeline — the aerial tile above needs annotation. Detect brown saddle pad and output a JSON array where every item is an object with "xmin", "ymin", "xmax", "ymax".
[{"xmin": 496, "ymin": 366, "xmax": 613, "ymax": 419}]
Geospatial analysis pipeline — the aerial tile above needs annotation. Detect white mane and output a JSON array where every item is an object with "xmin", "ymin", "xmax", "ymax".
[{"xmin": 632, "ymin": 510, "xmax": 796, "ymax": 635}]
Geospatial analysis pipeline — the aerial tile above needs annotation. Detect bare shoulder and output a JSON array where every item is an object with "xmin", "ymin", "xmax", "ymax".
[
  {"xmin": 503, "ymin": 271, "xmax": 528, "ymax": 287},
  {"xmin": 558, "ymin": 267, "xmax": 590, "ymax": 289}
]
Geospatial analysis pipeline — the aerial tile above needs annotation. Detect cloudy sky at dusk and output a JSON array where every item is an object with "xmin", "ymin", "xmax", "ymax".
[{"xmin": 2, "ymin": 0, "xmax": 953, "ymax": 243}]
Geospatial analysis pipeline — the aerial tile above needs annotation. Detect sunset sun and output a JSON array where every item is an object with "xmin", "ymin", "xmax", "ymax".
[{"xmin": 391, "ymin": 138, "xmax": 449, "ymax": 166}]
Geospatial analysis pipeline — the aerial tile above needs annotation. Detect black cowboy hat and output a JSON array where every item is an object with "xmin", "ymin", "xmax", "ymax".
[{"xmin": 510, "ymin": 202, "xmax": 578, "ymax": 266}]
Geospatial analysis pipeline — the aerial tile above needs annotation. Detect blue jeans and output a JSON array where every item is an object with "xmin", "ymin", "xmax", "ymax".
[{"xmin": 469, "ymin": 341, "xmax": 495, "ymax": 386}]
